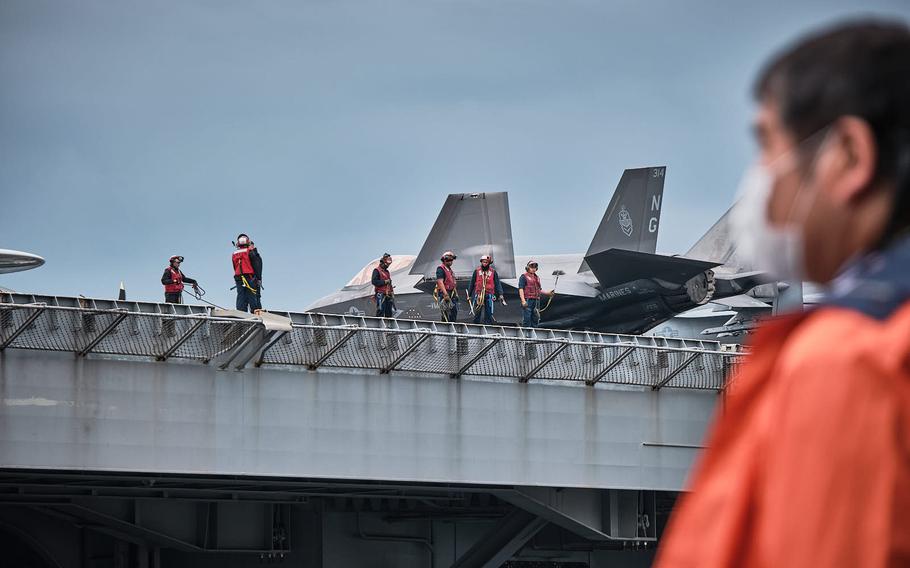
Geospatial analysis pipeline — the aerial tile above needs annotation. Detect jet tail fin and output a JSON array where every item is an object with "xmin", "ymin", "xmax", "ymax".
[
  {"xmin": 579, "ymin": 166, "xmax": 666, "ymax": 273},
  {"xmin": 409, "ymin": 192, "xmax": 517, "ymax": 279}
]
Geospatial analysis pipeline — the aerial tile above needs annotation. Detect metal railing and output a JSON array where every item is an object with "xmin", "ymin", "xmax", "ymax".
[{"xmin": 0, "ymin": 293, "xmax": 743, "ymax": 390}]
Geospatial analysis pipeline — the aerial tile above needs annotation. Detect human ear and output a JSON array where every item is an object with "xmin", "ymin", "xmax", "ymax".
[{"xmin": 825, "ymin": 116, "xmax": 877, "ymax": 205}]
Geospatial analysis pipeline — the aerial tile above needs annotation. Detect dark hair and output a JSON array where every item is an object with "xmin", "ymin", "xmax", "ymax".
[{"xmin": 754, "ymin": 19, "xmax": 910, "ymax": 243}]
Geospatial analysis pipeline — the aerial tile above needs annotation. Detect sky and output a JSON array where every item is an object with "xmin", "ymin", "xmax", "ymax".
[{"xmin": 1, "ymin": 0, "xmax": 908, "ymax": 311}]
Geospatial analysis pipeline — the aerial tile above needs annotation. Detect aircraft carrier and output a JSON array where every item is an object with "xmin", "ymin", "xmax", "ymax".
[{"xmin": 0, "ymin": 290, "xmax": 743, "ymax": 568}]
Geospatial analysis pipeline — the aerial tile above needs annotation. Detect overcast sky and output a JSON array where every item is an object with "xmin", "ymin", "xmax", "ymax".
[{"xmin": 1, "ymin": 0, "xmax": 907, "ymax": 310}]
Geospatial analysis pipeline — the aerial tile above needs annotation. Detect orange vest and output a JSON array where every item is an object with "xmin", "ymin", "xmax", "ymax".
[
  {"xmin": 438, "ymin": 264, "xmax": 456, "ymax": 292},
  {"xmin": 474, "ymin": 268, "xmax": 496, "ymax": 295},
  {"xmin": 655, "ymin": 303, "xmax": 910, "ymax": 568},
  {"xmin": 164, "ymin": 267, "xmax": 183, "ymax": 293},
  {"xmin": 522, "ymin": 271, "xmax": 541, "ymax": 299},
  {"xmin": 374, "ymin": 265, "xmax": 392, "ymax": 295},
  {"xmin": 232, "ymin": 248, "xmax": 254, "ymax": 276}
]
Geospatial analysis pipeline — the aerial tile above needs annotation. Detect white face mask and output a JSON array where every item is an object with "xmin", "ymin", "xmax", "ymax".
[
  {"xmin": 731, "ymin": 129, "xmax": 833, "ymax": 283},
  {"xmin": 730, "ymin": 164, "xmax": 807, "ymax": 282}
]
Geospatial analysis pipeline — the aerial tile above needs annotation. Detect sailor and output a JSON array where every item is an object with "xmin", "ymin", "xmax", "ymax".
[
  {"xmin": 371, "ymin": 253, "xmax": 395, "ymax": 318},
  {"xmin": 232, "ymin": 234, "xmax": 263, "ymax": 314},
  {"xmin": 435, "ymin": 251, "xmax": 459, "ymax": 322},
  {"xmin": 470, "ymin": 254, "xmax": 504, "ymax": 325},
  {"xmin": 518, "ymin": 260, "xmax": 555, "ymax": 328},
  {"xmin": 655, "ymin": 20, "xmax": 910, "ymax": 568},
  {"xmin": 160, "ymin": 255, "xmax": 199, "ymax": 304}
]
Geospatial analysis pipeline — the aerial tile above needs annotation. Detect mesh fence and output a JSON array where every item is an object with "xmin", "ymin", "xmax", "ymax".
[
  {"xmin": 0, "ymin": 306, "xmax": 255, "ymax": 361},
  {"xmin": 0, "ymin": 304, "xmax": 740, "ymax": 389},
  {"xmin": 261, "ymin": 325, "xmax": 738, "ymax": 389}
]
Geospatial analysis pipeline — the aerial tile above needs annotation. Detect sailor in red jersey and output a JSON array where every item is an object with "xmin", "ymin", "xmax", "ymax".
[
  {"xmin": 232, "ymin": 233, "xmax": 263, "ymax": 313},
  {"xmin": 435, "ymin": 251, "xmax": 459, "ymax": 322},
  {"xmin": 518, "ymin": 260, "xmax": 555, "ymax": 328},
  {"xmin": 371, "ymin": 253, "xmax": 395, "ymax": 318},
  {"xmin": 160, "ymin": 255, "xmax": 198, "ymax": 304},
  {"xmin": 470, "ymin": 254, "xmax": 504, "ymax": 325}
]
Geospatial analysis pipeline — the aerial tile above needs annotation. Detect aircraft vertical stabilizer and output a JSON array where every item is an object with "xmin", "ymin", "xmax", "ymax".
[
  {"xmin": 409, "ymin": 192, "xmax": 516, "ymax": 279},
  {"xmin": 579, "ymin": 167, "xmax": 666, "ymax": 273}
]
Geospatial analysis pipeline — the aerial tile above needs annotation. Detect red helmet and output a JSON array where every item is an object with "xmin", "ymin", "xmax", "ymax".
[
  {"xmin": 169, "ymin": 255, "xmax": 184, "ymax": 264},
  {"xmin": 480, "ymin": 254, "xmax": 492, "ymax": 263},
  {"xmin": 441, "ymin": 251, "xmax": 457, "ymax": 261}
]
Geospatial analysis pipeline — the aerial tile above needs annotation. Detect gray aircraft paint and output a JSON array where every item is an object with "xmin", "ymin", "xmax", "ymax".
[
  {"xmin": 579, "ymin": 166, "xmax": 665, "ymax": 272},
  {"xmin": 410, "ymin": 191, "xmax": 516, "ymax": 279},
  {"xmin": 309, "ymin": 167, "xmax": 767, "ymax": 334},
  {"xmin": 0, "ymin": 249, "xmax": 45, "ymax": 274}
]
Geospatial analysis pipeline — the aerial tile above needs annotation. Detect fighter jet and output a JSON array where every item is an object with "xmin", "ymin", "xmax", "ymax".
[{"xmin": 307, "ymin": 167, "xmax": 766, "ymax": 334}]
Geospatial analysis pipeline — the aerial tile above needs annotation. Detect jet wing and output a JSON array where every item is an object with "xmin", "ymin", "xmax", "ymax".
[
  {"xmin": 711, "ymin": 295, "xmax": 771, "ymax": 309},
  {"xmin": 584, "ymin": 249, "xmax": 720, "ymax": 289},
  {"xmin": 409, "ymin": 192, "xmax": 516, "ymax": 279},
  {"xmin": 500, "ymin": 277, "xmax": 599, "ymax": 298}
]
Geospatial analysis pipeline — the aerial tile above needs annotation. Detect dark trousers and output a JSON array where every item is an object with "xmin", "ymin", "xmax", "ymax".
[
  {"xmin": 440, "ymin": 294, "xmax": 458, "ymax": 322},
  {"xmin": 522, "ymin": 298, "xmax": 540, "ymax": 327},
  {"xmin": 235, "ymin": 278, "xmax": 261, "ymax": 312},
  {"xmin": 375, "ymin": 293, "xmax": 394, "ymax": 318},
  {"xmin": 472, "ymin": 294, "xmax": 495, "ymax": 325},
  {"xmin": 164, "ymin": 292, "xmax": 183, "ymax": 304}
]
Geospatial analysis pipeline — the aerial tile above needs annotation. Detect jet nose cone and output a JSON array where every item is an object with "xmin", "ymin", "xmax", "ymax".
[{"xmin": 0, "ymin": 249, "xmax": 46, "ymax": 274}]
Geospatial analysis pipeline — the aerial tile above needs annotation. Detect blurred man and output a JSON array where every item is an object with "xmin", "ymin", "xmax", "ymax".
[
  {"xmin": 518, "ymin": 260, "xmax": 555, "ymax": 328},
  {"xmin": 232, "ymin": 234, "xmax": 263, "ymax": 314},
  {"xmin": 372, "ymin": 253, "xmax": 395, "ymax": 318},
  {"xmin": 161, "ymin": 255, "xmax": 199, "ymax": 304},
  {"xmin": 436, "ymin": 250, "xmax": 459, "ymax": 322},
  {"xmin": 656, "ymin": 20, "xmax": 910, "ymax": 568}
]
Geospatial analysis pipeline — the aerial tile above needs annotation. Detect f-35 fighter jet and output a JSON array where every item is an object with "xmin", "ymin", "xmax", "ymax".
[{"xmin": 307, "ymin": 167, "xmax": 765, "ymax": 334}]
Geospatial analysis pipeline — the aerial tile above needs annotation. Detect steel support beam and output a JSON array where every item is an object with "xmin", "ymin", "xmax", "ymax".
[
  {"xmin": 0, "ymin": 307, "xmax": 46, "ymax": 351},
  {"xmin": 520, "ymin": 341, "xmax": 569, "ymax": 383},
  {"xmin": 309, "ymin": 329, "xmax": 358, "ymax": 370},
  {"xmin": 157, "ymin": 319, "xmax": 206, "ymax": 361},
  {"xmin": 653, "ymin": 352, "xmax": 701, "ymax": 390},
  {"xmin": 586, "ymin": 346, "xmax": 635, "ymax": 386},
  {"xmin": 380, "ymin": 333, "xmax": 430, "ymax": 373},
  {"xmin": 449, "ymin": 508, "xmax": 548, "ymax": 568},
  {"xmin": 451, "ymin": 337, "xmax": 501, "ymax": 378},
  {"xmin": 216, "ymin": 325, "xmax": 263, "ymax": 370},
  {"xmin": 253, "ymin": 330, "xmax": 289, "ymax": 367},
  {"xmin": 78, "ymin": 311, "xmax": 129, "ymax": 356}
]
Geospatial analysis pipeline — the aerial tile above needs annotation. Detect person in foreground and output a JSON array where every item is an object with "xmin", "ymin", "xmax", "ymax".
[{"xmin": 655, "ymin": 20, "xmax": 910, "ymax": 568}]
